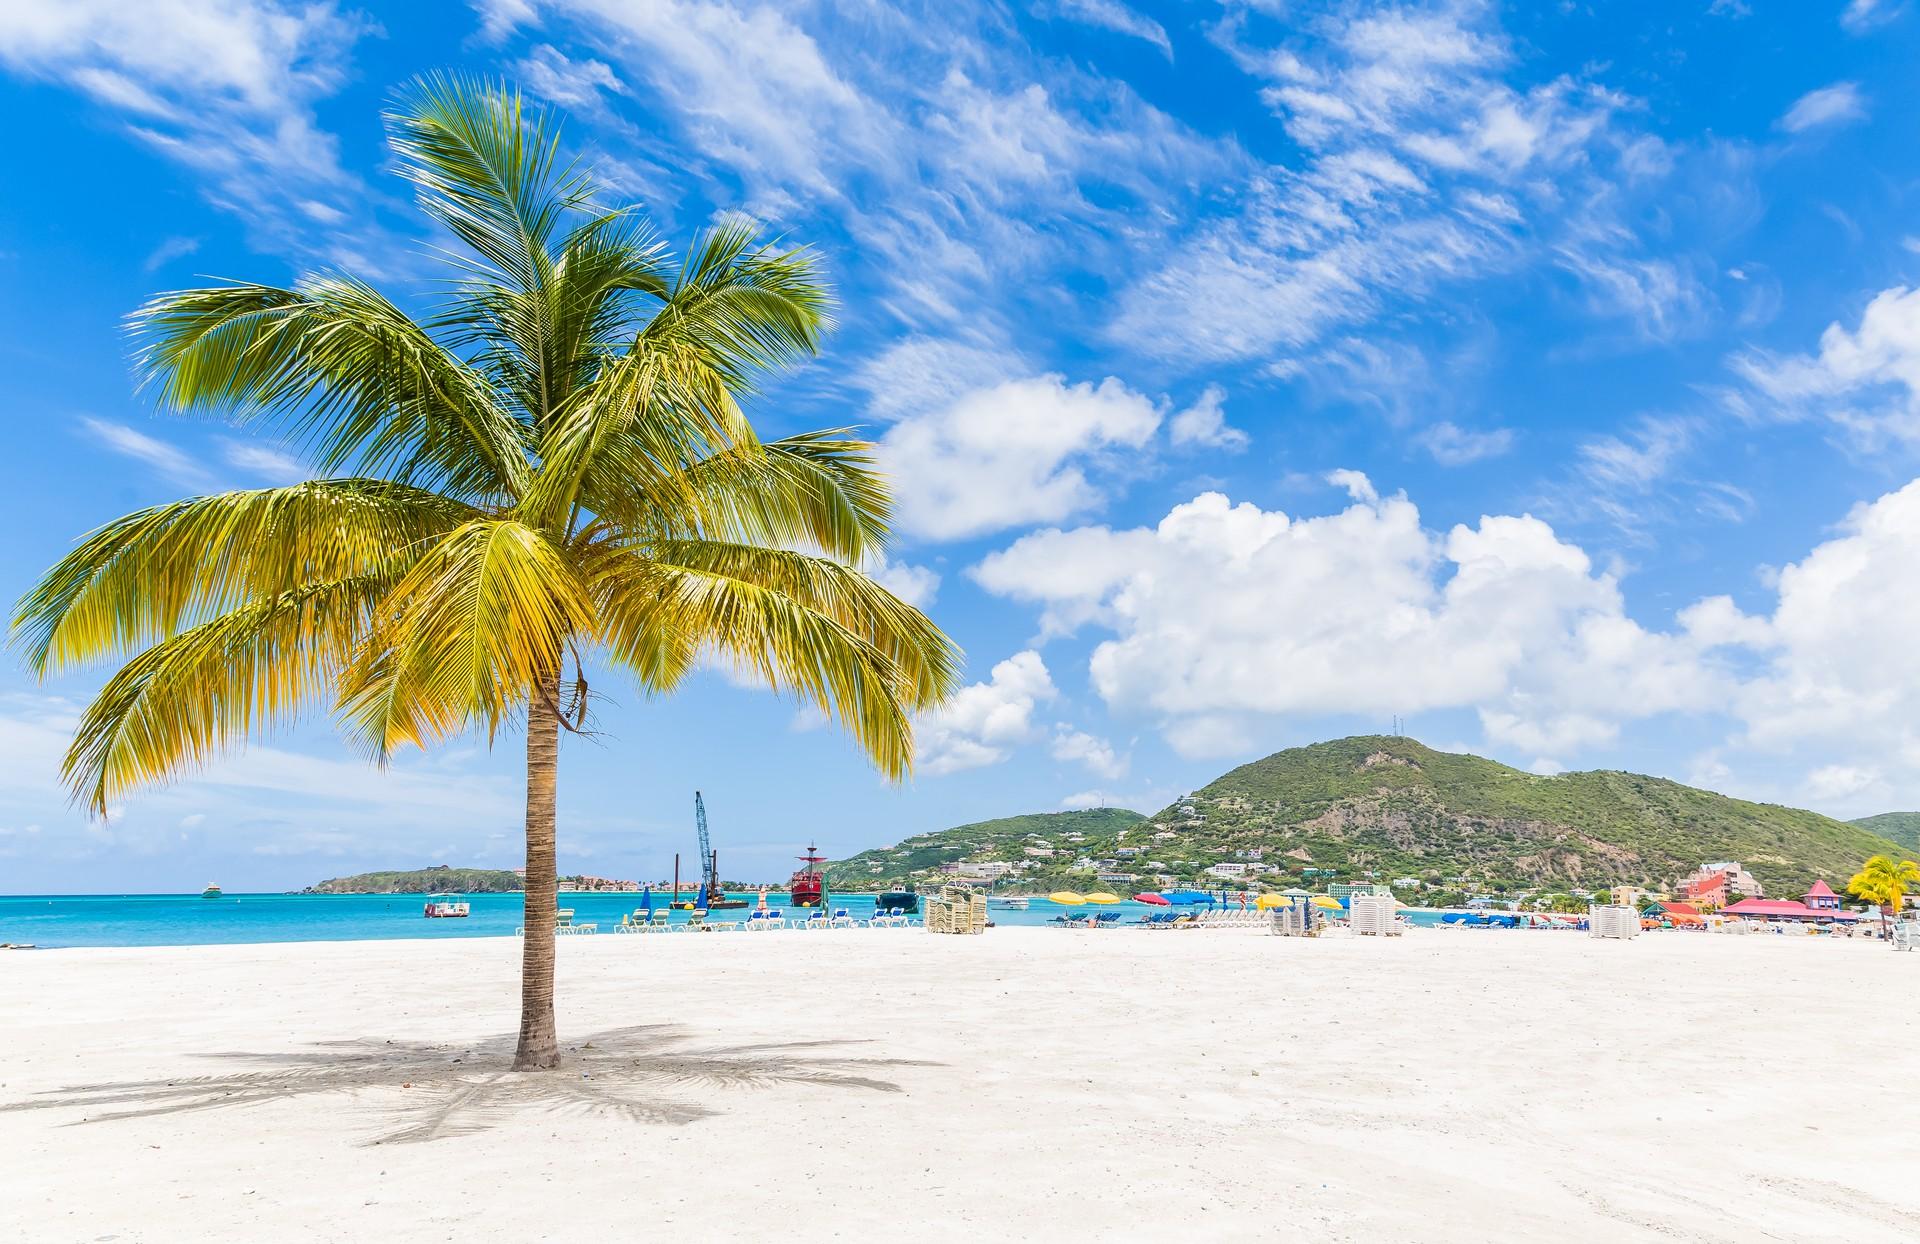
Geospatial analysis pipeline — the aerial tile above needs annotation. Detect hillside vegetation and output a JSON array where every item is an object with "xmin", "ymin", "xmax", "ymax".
[
  {"xmin": 823, "ymin": 808, "xmax": 1145, "ymax": 888},
  {"xmin": 302, "ymin": 866, "xmax": 524, "ymax": 894},
  {"xmin": 826, "ymin": 737, "xmax": 1903, "ymax": 898},
  {"xmin": 1850, "ymin": 812, "xmax": 1920, "ymax": 852}
]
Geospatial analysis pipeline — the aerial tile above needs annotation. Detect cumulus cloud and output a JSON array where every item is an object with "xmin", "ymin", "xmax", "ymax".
[
  {"xmin": 915, "ymin": 650, "xmax": 1056, "ymax": 775},
  {"xmin": 1051, "ymin": 727, "xmax": 1127, "ymax": 779},
  {"xmin": 972, "ymin": 486, "xmax": 1729, "ymax": 763},
  {"xmin": 879, "ymin": 374, "xmax": 1162, "ymax": 540},
  {"xmin": 1731, "ymin": 285, "xmax": 1920, "ymax": 444},
  {"xmin": 1167, "ymin": 385, "xmax": 1249, "ymax": 450},
  {"xmin": 970, "ymin": 471, "xmax": 1920, "ymax": 815},
  {"xmin": 867, "ymin": 557, "xmax": 941, "ymax": 609},
  {"xmin": 1778, "ymin": 81, "xmax": 1867, "ymax": 134}
]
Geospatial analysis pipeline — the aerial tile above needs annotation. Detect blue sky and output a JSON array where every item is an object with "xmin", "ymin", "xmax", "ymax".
[{"xmin": 5, "ymin": 0, "xmax": 1920, "ymax": 893}]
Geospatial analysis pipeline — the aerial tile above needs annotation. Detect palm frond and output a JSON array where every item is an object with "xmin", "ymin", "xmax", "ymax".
[
  {"xmin": 62, "ymin": 577, "xmax": 385, "ymax": 813},
  {"xmin": 339, "ymin": 519, "xmax": 592, "ymax": 758},
  {"xmin": 13, "ymin": 480, "xmax": 467, "ymax": 675},
  {"xmin": 629, "ymin": 430, "xmax": 893, "ymax": 560},
  {"xmin": 387, "ymin": 73, "xmax": 589, "ymax": 293},
  {"xmin": 129, "ymin": 279, "xmax": 529, "ymax": 498},
  {"xmin": 586, "ymin": 547, "xmax": 957, "ymax": 780}
]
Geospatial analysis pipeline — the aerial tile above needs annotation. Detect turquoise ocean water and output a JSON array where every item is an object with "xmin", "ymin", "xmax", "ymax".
[{"xmin": 0, "ymin": 892, "xmax": 1452, "ymax": 948}]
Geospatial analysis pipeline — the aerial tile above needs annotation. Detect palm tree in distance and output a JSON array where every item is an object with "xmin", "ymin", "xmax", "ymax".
[
  {"xmin": 12, "ymin": 75, "xmax": 961, "ymax": 1070},
  {"xmin": 1847, "ymin": 855, "xmax": 1920, "ymax": 939}
]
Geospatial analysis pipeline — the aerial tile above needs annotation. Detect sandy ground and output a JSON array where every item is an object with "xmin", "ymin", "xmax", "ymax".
[{"xmin": 2, "ymin": 926, "xmax": 1915, "ymax": 1242}]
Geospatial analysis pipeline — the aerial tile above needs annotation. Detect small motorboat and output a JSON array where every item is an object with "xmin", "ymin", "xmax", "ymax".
[
  {"xmin": 423, "ymin": 892, "xmax": 470, "ymax": 918},
  {"xmin": 991, "ymin": 895, "xmax": 1029, "ymax": 910},
  {"xmin": 875, "ymin": 879, "xmax": 919, "ymax": 915},
  {"xmin": 200, "ymin": 883, "xmax": 222, "ymax": 899}
]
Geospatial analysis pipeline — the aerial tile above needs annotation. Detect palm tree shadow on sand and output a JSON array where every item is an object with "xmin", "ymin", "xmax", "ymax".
[{"xmin": 0, "ymin": 1025, "xmax": 938, "ymax": 1145}]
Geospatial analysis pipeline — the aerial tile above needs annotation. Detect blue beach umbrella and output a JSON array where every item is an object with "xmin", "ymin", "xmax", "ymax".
[{"xmin": 640, "ymin": 886, "xmax": 652, "ymax": 914}]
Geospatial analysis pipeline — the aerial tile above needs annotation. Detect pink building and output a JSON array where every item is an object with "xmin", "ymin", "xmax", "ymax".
[{"xmin": 1803, "ymin": 879, "xmax": 1841, "ymax": 911}]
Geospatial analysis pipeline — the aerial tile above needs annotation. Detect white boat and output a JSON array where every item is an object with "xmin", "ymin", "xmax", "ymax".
[
  {"xmin": 423, "ymin": 892, "xmax": 470, "ymax": 918},
  {"xmin": 991, "ymin": 896, "xmax": 1030, "ymax": 910}
]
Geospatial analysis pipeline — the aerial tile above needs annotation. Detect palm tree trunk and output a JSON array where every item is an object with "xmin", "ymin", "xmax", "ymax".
[{"xmin": 514, "ymin": 680, "xmax": 562, "ymax": 1071}]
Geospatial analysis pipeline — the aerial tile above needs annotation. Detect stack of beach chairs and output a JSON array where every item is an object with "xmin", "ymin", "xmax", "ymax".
[
  {"xmin": 926, "ymin": 886, "xmax": 988, "ymax": 935},
  {"xmin": 1587, "ymin": 905, "xmax": 1640, "ymax": 939},
  {"xmin": 1268, "ymin": 899, "xmax": 1319, "ymax": 937},
  {"xmin": 1349, "ymin": 894, "xmax": 1401, "ymax": 936}
]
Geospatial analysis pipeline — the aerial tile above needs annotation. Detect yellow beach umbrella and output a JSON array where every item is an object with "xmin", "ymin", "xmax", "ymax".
[
  {"xmin": 1254, "ymin": 893, "xmax": 1287, "ymax": 910},
  {"xmin": 1084, "ymin": 892, "xmax": 1122, "ymax": 904},
  {"xmin": 1310, "ymin": 895, "xmax": 1343, "ymax": 910},
  {"xmin": 1048, "ymin": 891, "xmax": 1087, "ymax": 905}
]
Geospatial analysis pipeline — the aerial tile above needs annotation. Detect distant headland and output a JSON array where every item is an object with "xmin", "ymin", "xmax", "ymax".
[{"xmin": 299, "ymin": 865, "xmax": 645, "ymax": 894}]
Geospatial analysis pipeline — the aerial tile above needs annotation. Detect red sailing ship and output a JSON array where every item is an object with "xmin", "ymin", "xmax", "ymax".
[{"xmin": 789, "ymin": 844, "xmax": 827, "ymax": 908}]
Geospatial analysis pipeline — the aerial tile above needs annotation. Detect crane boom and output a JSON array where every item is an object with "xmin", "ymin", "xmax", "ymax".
[{"xmin": 695, "ymin": 790, "xmax": 716, "ymax": 895}]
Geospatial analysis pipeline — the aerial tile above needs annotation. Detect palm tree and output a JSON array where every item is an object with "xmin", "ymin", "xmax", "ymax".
[
  {"xmin": 11, "ymin": 76, "xmax": 960, "ymax": 1071},
  {"xmin": 1847, "ymin": 855, "xmax": 1920, "ymax": 938}
]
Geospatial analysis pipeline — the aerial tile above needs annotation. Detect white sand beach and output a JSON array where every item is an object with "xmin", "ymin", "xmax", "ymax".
[{"xmin": 3, "ymin": 928, "xmax": 1914, "ymax": 1242}]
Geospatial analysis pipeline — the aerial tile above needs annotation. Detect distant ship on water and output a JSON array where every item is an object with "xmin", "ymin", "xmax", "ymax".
[{"xmin": 200, "ymin": 883, "xmax": 222, "ymax": 899}]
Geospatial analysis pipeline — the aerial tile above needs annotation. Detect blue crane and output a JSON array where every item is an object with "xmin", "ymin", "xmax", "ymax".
[{"xmin": 695, "ymin": 790, "xmax": 716, "ymax": 902}]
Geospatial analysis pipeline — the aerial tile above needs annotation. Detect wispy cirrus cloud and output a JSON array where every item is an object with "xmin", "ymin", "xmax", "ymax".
[
  {"xmin": 0, "ymin": 0, "xmax": 390, "ymax": 265},
  {"xmin": 1112, "ymin": 2, "xmax": 1712, "ymax": 368},
  {"xmin": 79, "ymin": 416, "xmax": 209, "ymax": 487},
  {"xmin": 1778, "ymin": 81, "xmax": 1867, "ymax": 134},
  {"xmin": 1040, "ymin": 0, "xmax": 1172, "ymax": 57}
]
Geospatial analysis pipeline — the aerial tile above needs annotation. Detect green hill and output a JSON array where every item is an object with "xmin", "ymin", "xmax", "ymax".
[
  {"xmin": 301, "ymin": 865, "xmax": 524, "ymax": 894},
  {"xmin": 823, "ymin": 808, "xmax": 1146, "ymax": 888},
  {"xmin": 1849, "ymin": 812, "xmax": 1920, "ymax": 852},
  {"xmin": 827, "ymin": 737, "xmax": 1903, "ymax": 898}
]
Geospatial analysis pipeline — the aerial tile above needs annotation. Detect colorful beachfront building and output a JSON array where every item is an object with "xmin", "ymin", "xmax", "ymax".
[
  {"xmin": 1676, "ymin": 861, "xmax": 1765, "ymax": 910},
  {"xmin": 1718, "ymin": 896, "xmax": 1861, "ymax": 923},
  {"xmin": 1803, "ymin": 880, "xmax": 1841, "ymax": 911}
]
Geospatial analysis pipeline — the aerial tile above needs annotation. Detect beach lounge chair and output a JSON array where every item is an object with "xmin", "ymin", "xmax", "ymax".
[
  {"xmin": 673, "ymin": 910, "xmax": 709, "ymax": 933},
  {"xmin": 831, "ymin": 908, "xmax": 858, "ymax": 928},
  {"xmin": 1092, "ymin": 912, "xmax": 1122, "ymax": 928}
]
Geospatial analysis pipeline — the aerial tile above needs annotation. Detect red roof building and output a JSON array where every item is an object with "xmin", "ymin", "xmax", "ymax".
[
  {"xmin": 1803, "ymin": 880, "xmax": 1841, "ymax": 911},
  {"xmin": 1680, "ymin": 870, "xmax": 1729, "ymax": 908},
  {"xmin": 1719, "ymin": 897, "xmax": 1860, "ymax": 922}
]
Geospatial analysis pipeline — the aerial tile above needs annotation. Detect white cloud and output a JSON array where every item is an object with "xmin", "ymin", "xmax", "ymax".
[
  {"xmin": 80, "ymin": 417, "xmax": 209, "ymax": 487},
  {"xmin": 1418, "ymin": 420, "xmax": 1513, "ymax": 465},
  {"xmin": 220, "ymin": 440, "xmax": 307, "ymax": 483},
  {"xmin": 1779, "ymin": 81, "xmax": 1867, "ymax": 134},
  {"xmin": 1167, "ymin": 385, "xmax": 1249, "ymax": 450},
  {"xmin": 915, "ymin": 650, "xmax": 1055, "ymax": 775},
  {"xmin": 1117, "ymin": 5, "xmax": 1702, "ymax": 364},
  {"xmin": 1043, "ymin": 0, "xmax": 1171, "ymax": 57},
  {"xmin": 879, "ymin": 375, "xmax": 1162, "ymax": 540},
  {"xmin": 0, "ymin": 0, "xmax": 380, "ymax": 261},
  {"xmin": 514, "ymin": 43, "xmax": 625, "ymax": 114},
  {"xmin": 970, "ymin": 470, "xmax": 1920, "ymax": 816},
  {"xmin": 1841, "ymin": 0, "xmax": 1904, "ymax": 35},
  {"xmin": 1325, "ymin": 468, "xmax": 1377, "ymax": 503},
  {"xmin": 972, "ymin": 487, "xmax": 1727, "ymax": 764},
  {"xmin": 481, "ymin": 0, "xmax": 1230, "ymax": 338},
  {"xmin": 867, "ymin": 557, "xmax": 940, "ymax": 609},
  {"xmin": 1051, "ymin": 727, "xmax": 1126, "ymax": 779},
  {"xmin": 1731, "ymin": 285, "xmax": 1920, "ymax": 444},
  {"xmin": 142, "ymin": 235, "xmax": 199, "ymax": 272}
]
